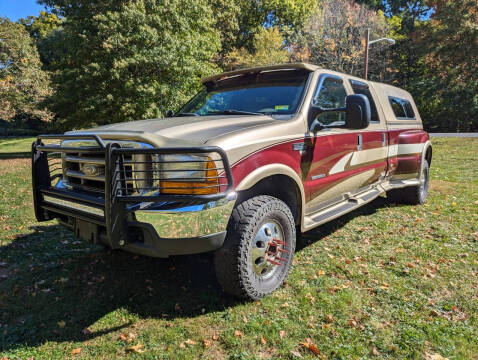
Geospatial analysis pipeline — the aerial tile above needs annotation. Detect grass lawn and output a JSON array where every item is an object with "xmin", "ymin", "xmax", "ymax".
[
  {"xmin": 0, "ymin": 137, "xmax": 36, "ymax": 158},
  {"xmin": 0, "ymin": 137, "xmax": 477, "ymax": 359}
]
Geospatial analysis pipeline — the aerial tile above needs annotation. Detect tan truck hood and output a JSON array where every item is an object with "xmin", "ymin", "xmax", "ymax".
[{"xmin": 70, "ymin": 115, "xmax": 278, "ymax": 146}]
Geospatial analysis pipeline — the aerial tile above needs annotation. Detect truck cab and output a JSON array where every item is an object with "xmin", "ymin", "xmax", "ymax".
[{"xmin": 32, "ymin": 63, "xmax": 432, "ymax": 299}]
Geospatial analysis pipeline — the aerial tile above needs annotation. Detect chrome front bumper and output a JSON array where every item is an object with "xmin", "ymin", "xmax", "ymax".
[
  {"xmin": 33, "ymin": 136, "xmax": 236, "ymax": 258},
  {"xmin": 131, "ymin": 192, "xmax": 237, "ymax": 239}
]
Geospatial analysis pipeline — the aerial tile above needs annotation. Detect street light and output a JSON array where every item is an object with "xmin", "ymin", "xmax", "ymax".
[{"xmin": 363, "ymin": 28, "xmax": 395, "ymax": 80}]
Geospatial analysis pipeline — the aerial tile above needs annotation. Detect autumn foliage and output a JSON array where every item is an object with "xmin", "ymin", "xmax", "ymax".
[{"xmin": 0, "ymin": 0, "xmax": 476, "ymax": 131}]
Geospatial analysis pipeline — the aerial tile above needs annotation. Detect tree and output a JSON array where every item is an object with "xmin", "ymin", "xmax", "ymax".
[
  {"xmin": 19, "ymin": 11, "xmax": 60, "ymax": 40},
  {"xmin": 212, "ymin": 0, "xmax": 316, "ymax": 67},
  {"xmin": 0, "ymin": 18, "xmax": 52, "ymax": 124},
  {"xmin": 19, "ymin": 11, "xmax": 63, "ymax": 70},
  {"xmin": 410, "ymin": 0, "xmax": 478, "ymax": 131},
  {"xmin": 38, "ymin": 0, "xmax": 221, "ymax": 129},
  {"xmin": 224, "ymin": 27, "xmax": 290, "ymax": 70},
  {"xmin": 291, "ymin": 0, "xmax": 391, "ymax": 79}
]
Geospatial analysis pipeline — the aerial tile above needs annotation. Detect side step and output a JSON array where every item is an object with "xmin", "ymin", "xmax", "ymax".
[{"xmin": 303, "ymin": 187, "xmax": 383, "ymax": 231}]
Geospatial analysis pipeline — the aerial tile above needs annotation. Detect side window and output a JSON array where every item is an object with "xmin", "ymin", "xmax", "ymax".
[
  {"xmin": 389, "ymin": 97, "xmax": 416, "ymax": 120},
  {"xmin": 350, "ymin": 80, "xmax": 380, "ymax": 122},
  {"xmin": 402, "ymin": 101, "xmax": 416, "ymax": 119},
  {"xmin": 312, "ymin": 76, "xmax": 347, "ymax": 126}
]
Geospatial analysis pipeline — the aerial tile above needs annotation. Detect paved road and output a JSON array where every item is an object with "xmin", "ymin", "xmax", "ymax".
[{"xmin": 430, "ymin": 133, "xmax": 478, "ymax": 138}]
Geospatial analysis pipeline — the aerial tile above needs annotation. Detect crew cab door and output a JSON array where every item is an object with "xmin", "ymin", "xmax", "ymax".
[
  {"xmin": 347, "ymin": 79, "xmax": 389, "ymax": 189},
  {"xmin": 304, "ymin": 74, "xmax": 358, "ymax": 214},
  {"xmin": 304, "ymin": 75, "xmax": 387, "ymax": 215}
]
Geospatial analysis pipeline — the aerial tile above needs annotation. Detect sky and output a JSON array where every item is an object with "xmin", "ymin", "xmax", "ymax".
[{"xmin": 0, "ymin": 0, "xmax": 48, "ymax": 21}]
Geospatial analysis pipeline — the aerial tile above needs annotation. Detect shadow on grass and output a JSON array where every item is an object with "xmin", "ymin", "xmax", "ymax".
[
  {"xmin": 0, "ymin": 196, "xmax": 390, "ymax": 351},
  {"xmin": 297, "ymin": 196, "xmax": 389, "ymax": 250},
  {"xmin": 0, "ymin": 224, "xmax": 241, "ymax": 351},
  {"xmin": 0, "ymin": 152, "xmax": 30, "ymax": 159}
]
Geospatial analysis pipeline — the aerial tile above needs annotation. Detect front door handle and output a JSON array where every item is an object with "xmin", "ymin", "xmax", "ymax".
[
  {"xmin": 382, "ymin": 133, "xmax": 387, "ymax": 147},
  {"xmin": 357, "ymin": 134, "xmax": 362, "ymax": 151}
]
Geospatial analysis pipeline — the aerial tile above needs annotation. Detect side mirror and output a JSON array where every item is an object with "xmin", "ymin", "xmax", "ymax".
[
  {"xmin": 166, "ymin": 109, "xmax": 174, "ymax": 118},
  {"xmin": 345, "ymin": 94, "xmax": 371, "ymax": 129}
]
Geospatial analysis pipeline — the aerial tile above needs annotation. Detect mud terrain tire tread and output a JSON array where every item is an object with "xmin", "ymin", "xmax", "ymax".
[{"xmin": 214, "ymin": 195, "xmax": 295, "ymax": 300}]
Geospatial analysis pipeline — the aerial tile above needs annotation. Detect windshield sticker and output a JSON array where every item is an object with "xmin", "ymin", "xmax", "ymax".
[{"xmin": 275, "ymin": 105, "xmax": 289, "ymax": 111}]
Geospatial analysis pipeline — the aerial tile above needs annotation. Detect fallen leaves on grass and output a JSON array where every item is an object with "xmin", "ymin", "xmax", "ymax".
[
  {"xmin": 126, "ymin": 343, "xmax": 144, "ymax": 353},
  {"xmin": 179, "ymin": 339, "xmax": 197, "ymax": 348},
  {"xmin": 120, "ymin": 333, "xmax": 136, "ymax": 342},
  {"xmin": 279, "ymin": 330, "xmax": 287, "ymax": 339},
  {"xmin": 82, "ymin": 327, "xmax": 92, "ymax": 335},
  {"xmin": 327, "ymin": 286, "xmax": 340, "ymax": 294},
  {"xmin": 299, "ymin": 338, "xmax": 320, "ymax": 355},
  {"xmin": 71, "ymin": 348, "xmax": 82, "ymax": 355},
  {"xmin": 379, "ymin": 282, "xmax": 390, "ymax": 290},
  {"xmin": 234, "ymin": 330, "xmax": 243, "ymax": 337},
  {"xmin": 371, "ymin": 346, "xmax": 380, "ymax": 356},
  {"xmin": 347, "ymin": 316, "xmax": 364, "ymax": 330},
  {"xmin": 425, "ymin": 352, "xmax": 449, "ymax": 360},
  {"xmin": 260, "ymin": 335, "xmax": 267, "ymax": 345},
  {"xmin": 305, "ymin": 293, "xmax": 315, "ymax": 304},
  {"xmin": 57, "ymin": 320, "xmax": 66, "ymax": 328},
  {"xmin": 430, "ymin": 306, "xmax": 467, "ymax": 322},
  {"xmin": 203, "ymin": 339, "xmax": 211, "ymax": 348}
]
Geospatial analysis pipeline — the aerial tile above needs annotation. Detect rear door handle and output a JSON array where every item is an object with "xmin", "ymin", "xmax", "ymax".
[
  {"xmin": 382, "ymin": 133, "xmax": 387, "ymax": 146},
  {"xmin": 357, "ymin": 134, "xmax": 362, "ymax": 151}
]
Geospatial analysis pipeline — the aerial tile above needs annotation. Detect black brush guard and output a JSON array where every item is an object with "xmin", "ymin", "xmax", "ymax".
[{"xmin": 32, "ymin": 134, "xmax": 234, "ymax": 250}]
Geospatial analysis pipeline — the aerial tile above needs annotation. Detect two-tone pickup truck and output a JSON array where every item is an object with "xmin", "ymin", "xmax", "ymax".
[{"xmin": 32, "ymin": 63, "xmax": 431, "ymax": 299}]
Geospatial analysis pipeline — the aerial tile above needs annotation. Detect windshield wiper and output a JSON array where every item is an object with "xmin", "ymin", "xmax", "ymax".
[{"xmin": 207, "ymin": 109, "xmax": 264, "ymax": 116}]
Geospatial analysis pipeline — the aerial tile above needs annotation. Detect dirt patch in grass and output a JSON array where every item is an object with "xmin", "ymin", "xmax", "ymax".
[{"xmin": 0, "ymin": 158, "xmax": 31, "ymax": 176}]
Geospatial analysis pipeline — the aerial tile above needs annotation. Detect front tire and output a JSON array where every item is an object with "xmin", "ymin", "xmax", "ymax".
[
  {"xmin": 214, "ymin": 195, "xmax": 296, "ymax": 300},
  {"xmin": 387, "ymin": 159, "xmax": 430, "ymax": 205}
]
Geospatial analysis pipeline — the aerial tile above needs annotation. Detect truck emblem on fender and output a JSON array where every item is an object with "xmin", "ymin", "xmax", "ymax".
[{"xmin": 82, "ymin": 164, "xmax": 99, "ymax": 176}]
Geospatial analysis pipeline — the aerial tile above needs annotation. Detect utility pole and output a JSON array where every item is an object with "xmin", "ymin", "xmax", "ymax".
[
  {"xmin": 363, "ymin": 28, "xmax": 395, "ymax": 80},
  {"xmin": 364, "ymin": 28, "xmax": 370, "ymax": 80}
]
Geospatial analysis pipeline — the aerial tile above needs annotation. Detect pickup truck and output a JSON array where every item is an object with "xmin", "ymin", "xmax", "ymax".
[{"xmin": 32, "ymin": 63, "xmax": 432, "ymax": 300}]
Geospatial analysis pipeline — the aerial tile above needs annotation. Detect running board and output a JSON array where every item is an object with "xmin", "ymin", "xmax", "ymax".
[
  {"xmin": 380, "ymin": 178, "xmax": 420, "ymax": 191},
  {"xmin": 303, "ymin": 187, "xmax": 384, "ymax": 231}
]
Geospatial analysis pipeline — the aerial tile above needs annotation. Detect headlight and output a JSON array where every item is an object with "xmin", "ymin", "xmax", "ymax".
[
  {"xmin": 160, "ymin": 154, "xmax": 209, "ymax": 180},
  {"xmin": 159, "ymin": 154, "xmax": 219, "ymax": 195}
]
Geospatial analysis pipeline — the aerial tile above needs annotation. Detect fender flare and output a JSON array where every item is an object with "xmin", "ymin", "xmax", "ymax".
[
  {"xmin": 235, "ymin": 163, "xmax": 306, "ymax": 219},
  {"xmin": 420, "ymin": 140, "xmax": 432, "ymax": 174}
]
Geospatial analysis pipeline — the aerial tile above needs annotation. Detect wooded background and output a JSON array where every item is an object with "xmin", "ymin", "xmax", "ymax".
[{"xmin": 0, "ymin": 0, "xmax": 477, "ymax": 133}]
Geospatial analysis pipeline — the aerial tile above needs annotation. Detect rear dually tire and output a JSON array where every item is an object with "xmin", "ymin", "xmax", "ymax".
[{"xmin": 387, "ymin": 159, "xmax": 430, "ymax": 205}]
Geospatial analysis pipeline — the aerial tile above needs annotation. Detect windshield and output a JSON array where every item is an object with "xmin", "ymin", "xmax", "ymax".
[{"xmin": 177, "ymin": 69, "xmax": 310, "ymax": 116}]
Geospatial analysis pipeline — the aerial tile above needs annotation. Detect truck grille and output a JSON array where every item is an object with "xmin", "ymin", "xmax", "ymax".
[
  {"xmin": 61, "ymin": 140, "xmax": 153, "ymax": 195},
  {"xmin": 63, "ymin": 152, "xmax": 107, "ymax": 193}
]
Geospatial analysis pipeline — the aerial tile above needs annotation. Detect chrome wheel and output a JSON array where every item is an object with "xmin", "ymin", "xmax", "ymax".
[
  {"xmin": 419, "ymin": 163, "xmax": 429, "ymax": 201},
  {"xmin": 251, "ymin": 221, "xmax": 288, "ymax": 279}
]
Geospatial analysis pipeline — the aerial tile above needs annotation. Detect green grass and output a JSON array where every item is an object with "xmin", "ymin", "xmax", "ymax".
[
  {"xmin": 0, "ymin": 137, "xmax": 36, "ymax": 158},
  {"xmin": 0, "ymin": 137, "xmax": 477, "ymax": 359}
]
